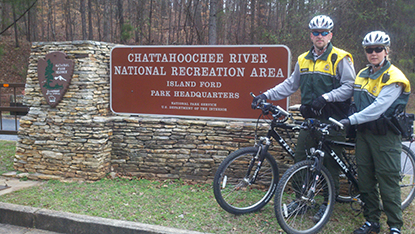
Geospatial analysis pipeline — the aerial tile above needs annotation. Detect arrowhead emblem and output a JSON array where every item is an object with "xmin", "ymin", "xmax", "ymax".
[{"xmin": 37, "ymin": 52, "xmax": 74, "ymax": 107}]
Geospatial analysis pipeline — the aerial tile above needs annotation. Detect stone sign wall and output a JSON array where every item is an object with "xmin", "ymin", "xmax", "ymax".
[{"xmin": 14, "ymin": 41, "xmax": 295, "ymax": 182}]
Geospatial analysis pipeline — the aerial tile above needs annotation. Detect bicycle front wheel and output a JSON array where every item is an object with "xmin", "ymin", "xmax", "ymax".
[
  {"xmin": 274, "ymin": 160, "xmax": 336, "ymax": 234},
  {"xmin": 213, "ymin": 147, "xmax": 279, "ymax": 214},
  {"xmin": 400, "ymin": 144, "xmax": 415, "ymax": 210}
]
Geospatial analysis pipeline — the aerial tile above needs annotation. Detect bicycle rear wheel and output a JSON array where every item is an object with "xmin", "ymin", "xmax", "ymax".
[
  {"xmin": 400, "ymin": 144, "xmax": 415, "ymax": 210},
  {"xmin": 274, "ymin": 160, "xmax": 336, "ymax": 234},
  {"xmin": 213, "ymin": 147, "xmax": 279, "ymax": 214},
  {"xmin": 336, "ymin": 143, "xmax": 415, "ymax": 210},
  {"xmin": 336, "ymin": 145, "xmax": 358, "ymax": 203}
]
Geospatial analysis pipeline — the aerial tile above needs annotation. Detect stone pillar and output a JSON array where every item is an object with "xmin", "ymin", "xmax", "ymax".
[{"xmin": 14, "ymin": 41, "xmax": 114, "ymax": 181}]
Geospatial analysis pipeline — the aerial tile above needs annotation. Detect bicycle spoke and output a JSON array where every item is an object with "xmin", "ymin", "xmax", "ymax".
[
  {"xmin": 275, "ymin": 161, "xmax": 336, "ymax": 234},
  {"xmin": 213, "ymin": 147, "xmax": 279, "ymax": 214}
]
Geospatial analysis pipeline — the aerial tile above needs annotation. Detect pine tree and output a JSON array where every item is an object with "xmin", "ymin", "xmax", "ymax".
[{"xmin": 43, "ymin": 59, "xmax": 62, "ymax": 90}]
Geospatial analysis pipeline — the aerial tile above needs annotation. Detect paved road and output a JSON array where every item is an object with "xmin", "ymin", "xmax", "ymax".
[
  {"xmin": 0, "ymin": 118, "xmax": 19, "ymax": 141},
  {"xmin": 0, "ymin": 223, "xmax": 61, "ymax": 234}
]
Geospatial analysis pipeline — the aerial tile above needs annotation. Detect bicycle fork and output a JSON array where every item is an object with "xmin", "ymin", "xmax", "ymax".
[
  {"xmin": 302, "ymin": 149, "xmax": 325, "ymax": 203},
  {"xmin": 245, "ymin": 137, "xmax": 272, "ymax": 184}
]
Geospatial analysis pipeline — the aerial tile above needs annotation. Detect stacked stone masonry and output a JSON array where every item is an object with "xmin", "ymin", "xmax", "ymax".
[{"xmin": 14, "ymin": 41, "xmax": 296, "ymax": 182}]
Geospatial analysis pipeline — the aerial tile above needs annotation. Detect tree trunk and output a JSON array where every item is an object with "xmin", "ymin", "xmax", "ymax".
[
  {"xmin": 117, "ymin": 0, "xmax": 124, "ymax": 43},
  {"xmin": 96, "ymin": 0, "xmax": 101, "ymax": 41},
  {"xmin": 208, "ymin": 0, "xmax": 217, "ymax": 45},
  {"xmin": 103, "ymin": 0, "xmax": 109, "ymax": 42},
  {"xmin": 250, "ymin": 0, "xmax": 256, "ymax": 44},
  {"xmin": 12, "ymin": 3, "xmax": 19, "ymax": 47},
  {"xmin": 148, "ymin": 0, "xmax": 153, "ymax": 44},
  {"xmin": 88, "ymin": 0, "xmax": 93, "ymax": 40},
  {"xmin": 176, "ymin": 0, "xmax": 182, "ymax": 44},
  {"xmin": 65, "ymin": 0, "xmax": 73, "ymax": 41},
  {"xmin": 80, "ymin": 0, "xmax": 87, "ymax": 40}
]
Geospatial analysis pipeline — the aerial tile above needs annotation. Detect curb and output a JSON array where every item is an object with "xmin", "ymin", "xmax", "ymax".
[{"xmin": 0, "ymin": 202, "xmax": 208, "ymax": 234}]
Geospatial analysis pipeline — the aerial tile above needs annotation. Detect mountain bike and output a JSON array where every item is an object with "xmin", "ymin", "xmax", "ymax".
[
  {"xmin": 273, "ymin": 118, "xmax": 415, "ymax": 234},
  {"xmin": 212, "ymin": 95, "xmax": 300, "ymax": 214}
]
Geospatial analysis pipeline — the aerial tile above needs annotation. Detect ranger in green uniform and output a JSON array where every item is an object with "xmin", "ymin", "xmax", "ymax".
[
  {"xmin": 339, "ymin": 31, "xmax": 411, "ymax": 234},
  {"xmin": 251, "ymin": 15, "xmax": 356, "ymax": 222}
]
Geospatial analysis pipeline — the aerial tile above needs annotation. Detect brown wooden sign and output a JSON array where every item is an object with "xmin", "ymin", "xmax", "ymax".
[
  {"xmin": 110, "ymin": 45, "xmax": 291, "ymax": 120},
  {"xmin": 38, "ymin": 51, "xmax": 74, "ymax": 108}
]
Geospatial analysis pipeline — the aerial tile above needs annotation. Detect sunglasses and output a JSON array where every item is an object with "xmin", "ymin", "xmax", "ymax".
[
  {"xmin": 365, "ymin": 47, "xmax": 385, "ymax": 54},
  {"xmin": 312, "ymin": 31, "xmax": 330, "ymax": 36}
]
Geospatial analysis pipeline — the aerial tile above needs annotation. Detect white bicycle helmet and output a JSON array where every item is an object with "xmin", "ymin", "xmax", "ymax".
[
  {"xmin": 362, "ymin": 31, "xmax": 390, "ymax": 47},
  {"xmin": 308, "ymin": 15, "xmax": 334, "ymax": 31}
]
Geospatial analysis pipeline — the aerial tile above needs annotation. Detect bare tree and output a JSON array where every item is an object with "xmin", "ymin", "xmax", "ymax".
[
  {"xmin": 208, "ymin": 0, "xmax": 217, "ymax": 45},
  {"xmin": 148, "ymin": 0, "xmax": 153, "ymax": 44},
  {"xmin": 95, "ymin": 0, "xmax": 101, "ymax": 41},
  {"xmin": 88, "ymin": 0, "xmax": 93, "ymax": 40},
  {"xmin": 102, "ymin": 0, "xmax": 110, "ymax": 42},
  {"xmin": 64, "ymin": 0, "xmax": 74, "ymax": 41},
  {"xmin": 80, "ymin": 0, "xmax": 87, "ymax": 40},
  {"xmin": 47, "ymin": 0, "xmax": 56, "ymax": 41},
  {"xmin": 12, "ymin": 2, "xmax": 19, "ymax": 47}
]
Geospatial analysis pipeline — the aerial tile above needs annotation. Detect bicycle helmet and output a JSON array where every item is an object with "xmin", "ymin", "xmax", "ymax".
[
  {"xmin": 309, "ymin": 15, "xmax": 334, "ymax": 31},
  {"xmin": 362, "ymin": 31, "xmax": 390, "ymax": 47}
]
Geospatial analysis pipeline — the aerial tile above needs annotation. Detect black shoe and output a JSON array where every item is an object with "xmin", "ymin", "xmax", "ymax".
[
  {"xmin": 283, "ymin": 201, "xmax": 307, "ymax": 217},
  {"xmin": 312, "ymin": 204, "xmax": 327, "ymax": 223},
  {"xmin": 353, "ymin": 221, "xmax": 380, "ymax": 234},
  {"xmin": 390, "ymin": 228, "xmax": 401, "ymax": 234}
]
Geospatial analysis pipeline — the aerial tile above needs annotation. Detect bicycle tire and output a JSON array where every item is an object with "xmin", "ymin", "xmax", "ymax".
[
  {"xmin": 336, "ymin": 143, "xmax": 415, "ymax": 210},
  {"xmin": 336, "ymin": 145, "xmax": 358, "ymax": 203},
  {"xmin": 400, "ymin": 144, "xmax": 415, "ymax": 210},
  {"xmin": 274, "ymin": 160, "xmax": 336, "ymax": 234},
  {"xmin": 213, "ymin": 146, "xmax": 279, "ymax": 214}
]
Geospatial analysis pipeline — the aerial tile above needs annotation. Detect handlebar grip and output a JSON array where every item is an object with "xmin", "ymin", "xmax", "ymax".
[
  {"xmin": 328, "ymin": 117, "xmax": 344, "ymax": 130},
  {"xmin": 294, "ymin": 120, "xmax": 304, "ymax": 125},
  {"xmin": 276, "ymin": 106, "xmax": 290, "ymax": 116}
]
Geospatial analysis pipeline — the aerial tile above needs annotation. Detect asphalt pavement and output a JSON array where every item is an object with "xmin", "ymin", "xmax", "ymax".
[
  {"xmin": 0, "ymin": 118, "xmax": 19, "ymax": 141},
  {"xmin": 0, "ymin": 223, "xmax": 61, "ymax": 234},
  {"xmin": 0, "ymin": 200, "xmax": 207, "ymax": 234}
]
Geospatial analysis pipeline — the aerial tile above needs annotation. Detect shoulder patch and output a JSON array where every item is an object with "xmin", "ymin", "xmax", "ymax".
[
  {"xmin": 346, "ymin": 56, "xmax": 353, "ymax": 65},
  {"xmin": 382, "ymin": 73, "xmax": 390, "ymax": 83}
]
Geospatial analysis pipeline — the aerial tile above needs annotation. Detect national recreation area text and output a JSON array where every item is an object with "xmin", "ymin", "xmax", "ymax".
[
  {"xmin": 113, "ymin": 52, "xmax": 285, "ymax": 78},
  {"xmin": 110, "ymin": 46, "xmax": 291, "ymax": 119}
]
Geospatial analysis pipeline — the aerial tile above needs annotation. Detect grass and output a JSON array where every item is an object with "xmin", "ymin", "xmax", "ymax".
[
  {"xmin": 0, "ymin": 140, "xmax": 16, "ymax": 175},
  {"xmin": 0, "ymin": 140, "xmax": 414, "ymax": 233}
]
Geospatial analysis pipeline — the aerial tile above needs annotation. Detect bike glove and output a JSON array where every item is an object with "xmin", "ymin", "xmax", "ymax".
[
  {"xmin": 251, "ymin": 94, "xmax": 267, "ymax": 109},
  {"xmin": 311, "ymin": 96, "xmax": 327, "ymax": 114},
  {"xmin": 339, "ymin": 118, "xmax": 350, "ymax": 129}
]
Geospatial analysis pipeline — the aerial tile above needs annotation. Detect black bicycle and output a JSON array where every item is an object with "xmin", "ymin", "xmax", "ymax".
[
  {"xmin": 274, "ymin": 118, "xmax": 415, "ymax": 234},
  {"xmin": 213, "ymin": 95, "xmax": 299, "ymax": 214},
  {"xmin": 213, "ymin": 96, "xmax": 415, "ymax": 218}
]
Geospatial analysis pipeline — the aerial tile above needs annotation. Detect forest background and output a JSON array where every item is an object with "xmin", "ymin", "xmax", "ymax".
[{"xmin": 0, "ymin": 0, "xmax": 415, "ymax": 110}]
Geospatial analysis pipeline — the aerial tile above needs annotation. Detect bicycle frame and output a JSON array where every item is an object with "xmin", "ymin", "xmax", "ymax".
[
  {"xmin": 267, "ymin": 121, "xmax": 297, "ymax": 158},
  {"xmin": 305, "ymin": 121, "xmax": 363, "ymax": 209},
  {"xmin": 249, "ymin": 121, "xmax": 298, "ymax": 184},
  {"xmin": 323, "ymin": 140, "xmax": 359, "ymax": 195}
]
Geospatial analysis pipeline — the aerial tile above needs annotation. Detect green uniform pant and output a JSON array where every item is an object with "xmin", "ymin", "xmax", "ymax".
[
  {"xmin": 356, "ymin": 129, "xmax": 403, "ymax": 229},
  {"xmin": 295, "ymin": 127, "xmax": 345, "ymax": 195}
]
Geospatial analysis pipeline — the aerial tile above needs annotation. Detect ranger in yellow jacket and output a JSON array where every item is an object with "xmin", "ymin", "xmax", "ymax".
[
  {"xmin": 251, "ymin": 15, "xmax": 356, "ymax": 223},
  {"xmin": 339, "ymin": 31, "xmax": 410, "ymax": 234}
]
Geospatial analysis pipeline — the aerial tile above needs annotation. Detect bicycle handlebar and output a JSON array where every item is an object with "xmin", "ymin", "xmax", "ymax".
[
  {"xmin": 250, "ymin": 92, "xmax": 292, "ymax": 120},
  {"xmin": 298, "ymin": 117, "xmax": 344, "ymax": 135},
  {"xmin": 328, "ymin": 117, "xmax": 344, "ymax": 130}
]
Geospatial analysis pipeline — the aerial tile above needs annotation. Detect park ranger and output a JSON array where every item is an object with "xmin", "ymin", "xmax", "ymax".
[
  {"xmin": 251, "ymin": 14, "xmax": 356, "ymax": 222},
  {"xmin": 339, "ymin": 31, "xmax": 411, "ymax": 234}
]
